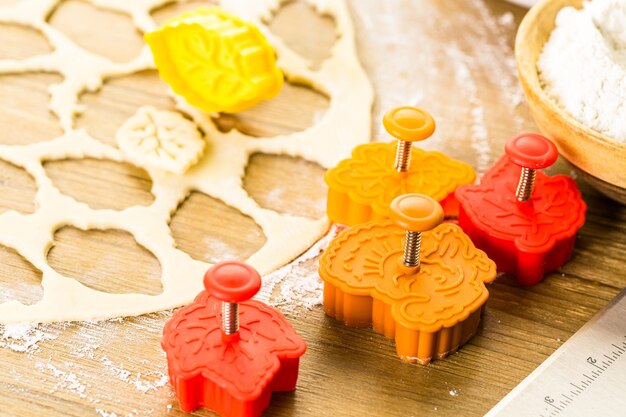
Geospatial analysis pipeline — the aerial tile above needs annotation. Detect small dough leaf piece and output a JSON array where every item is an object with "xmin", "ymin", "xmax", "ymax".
[{"xmin": 117, "ymin": 106, "xmax": 205, "ymax": 174}]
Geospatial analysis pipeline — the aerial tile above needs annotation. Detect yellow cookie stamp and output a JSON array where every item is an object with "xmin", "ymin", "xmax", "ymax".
[{"xmin": 145, "ymin": 8, "xmax": 283, "ymax": 113}]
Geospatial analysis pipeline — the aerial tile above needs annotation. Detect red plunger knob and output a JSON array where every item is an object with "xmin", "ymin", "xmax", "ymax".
[
  {"xmin": 504, "ymin": 133, "xmax": 558, "ymax": 169},
  {"xmin": 505, "ymin": 133, "xmax": 558, "ymax": 201},
  {"xmin": 204, "ymin": 261, "xmax": 262, "ymax": 303}
]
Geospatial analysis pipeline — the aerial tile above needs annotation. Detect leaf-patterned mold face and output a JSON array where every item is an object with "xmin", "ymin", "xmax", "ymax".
[
  {"xmin": 319, "ymin": 220, "xmax": 496, "ymax": 364},
  {"xmin": 325, "ymin": 141, "xmax": 476, "ymax": 226},
  {"xmin": 162, "ymin": 261, "xmax": 306, "ymax": 415},
  {"xmin": 145, "ymin": 7, "xmax": 283, "ymax": 114},
  {"xmin": 456, "ymin": 155, "xmax": 586, "ymax": 286}
]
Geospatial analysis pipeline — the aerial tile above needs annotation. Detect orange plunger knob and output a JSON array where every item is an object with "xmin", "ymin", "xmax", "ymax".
[
  {"xmin": 390, "ymin": 194, "xmax": 444, "ymax": 268},
  {"xmin": 383, "ymin": 106, "xmax": 436, "ymax": 172}
]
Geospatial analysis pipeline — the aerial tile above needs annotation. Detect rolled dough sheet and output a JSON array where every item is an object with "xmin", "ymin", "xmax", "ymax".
[{"xmin": 0, "ymin": 0, "xmax": 373, "ymax": 323}]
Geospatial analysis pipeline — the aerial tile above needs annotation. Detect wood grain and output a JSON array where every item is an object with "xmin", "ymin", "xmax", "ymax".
[
  {"xmin": 0, "ymin": 1, "xmax": 624, "ymax": 417},
  {"xmin": 49, "ymin": 0, "xmax": 144, "ymax": 63}
]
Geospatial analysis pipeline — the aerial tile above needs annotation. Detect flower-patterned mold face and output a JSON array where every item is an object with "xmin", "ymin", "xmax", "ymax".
[
  {"xmin": 319, "ymin": 220, "xmax": 496, "ymax": 363},
  {"xmin": 455, "ymin": 155, "xmax": 586, "ymax": 285},
  {"xmin": 325, "ymin": 142, "xmax": 475, "ymax": 226},
  {"xmin": 145, "ymin": 7, "xmax": 283, "ymax": 114},
  {"xmin": 162, "ymin": 291, "xmax": 306, "ymax": 414}
]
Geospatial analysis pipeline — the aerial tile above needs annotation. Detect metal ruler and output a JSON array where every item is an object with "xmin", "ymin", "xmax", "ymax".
[{"xmin": 486, "ymin": 288, "xmax": 626, "ymax": 417}]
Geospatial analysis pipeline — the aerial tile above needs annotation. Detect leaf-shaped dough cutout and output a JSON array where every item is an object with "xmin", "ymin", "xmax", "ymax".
[
  {"xmin": 0, "ymin": 245, "xmax": 43, "ymax": 305},
  {"xmin": 0, "ymin": 159, "xmax": 37, "ymax": 214},
  {"xmin": 212, "ymin": 82, "xmax": 329, "ymax": 137},
  {"xmin": 0, "ymin": 73, "xmax": 63, "ymax": 145},
  {"xmin": 117, "ymin": 106, "xmax": 205, "ymax": 174},
  {"xmin": 0, "ymin": 24, "xmax": 51, "ymax": 60},
  {"xmin": 269, "ymin": 0, "xmax": 337, "ymax": 69},
  {"xmin": 47, "ymin": 227, "xmax": 162, "ymax": 295},
  {"xmin": 48, "ymin": 0, "xmax": 143, "ymax": 63},
  {"xmin": 44, "ymin": 158, "xmax": 154, "ymax": 210},
  {"xmin": 170, "ymin": 191, "xmax": 266, "ymax": 263},
  {"xmin": 77, "ymin": 70, "xmax": 174, "ymax": 146},
  {"xmin": 244, "ymin": 153, "xmax": 326, "ymax": 219}
]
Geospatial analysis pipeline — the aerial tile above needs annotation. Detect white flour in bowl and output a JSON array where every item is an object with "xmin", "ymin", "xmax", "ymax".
[{"xmin": 538, "ymin": 0, "xmax": 626, "ymax": 143}]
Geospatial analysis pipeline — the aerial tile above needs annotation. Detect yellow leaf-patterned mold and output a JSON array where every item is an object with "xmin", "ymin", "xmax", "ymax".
[{"xmin": 145, "ymin": 8, "xmax": 283, "ymax": 114}]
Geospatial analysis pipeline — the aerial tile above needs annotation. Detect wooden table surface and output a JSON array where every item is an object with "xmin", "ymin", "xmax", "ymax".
[{"xmin": 0, "ymin": 0, "xmax": 625, "ymax": 416}]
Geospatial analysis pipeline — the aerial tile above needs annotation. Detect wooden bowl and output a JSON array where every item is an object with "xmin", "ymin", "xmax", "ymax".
[{"xmin": 515, "ymin": 0, "xmax": 626, "ymax": 203}]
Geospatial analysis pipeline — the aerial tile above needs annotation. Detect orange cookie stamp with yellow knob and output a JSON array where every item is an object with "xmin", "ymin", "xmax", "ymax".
[
  {"xmin": 325, "ymin": 107, "xmax": 475, "ymax": 226},
  {"xmin": 319, "ymin": 194, "xmax": 497, "ymax": 364}
]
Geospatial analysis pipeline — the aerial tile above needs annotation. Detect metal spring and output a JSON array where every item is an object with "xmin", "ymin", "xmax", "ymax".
[
  {"xmin": 222, "ymin": 302, "xmax": 239, "ymax": 335},
  {"xmin": 403, "ymin": 231, "xmax": 421, "ymax": 268},
  {"xmin": 395, "ymin": 140, "xmax": 412, "ymax": 172},
  {"xmin": 516, "ymin": 167, "xmax": 536, "ymax": 202}
]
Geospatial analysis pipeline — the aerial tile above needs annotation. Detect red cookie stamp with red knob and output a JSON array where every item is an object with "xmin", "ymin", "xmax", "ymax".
[
  {"xmin": 456, "ymin": 133, "xmax": 586, "ymax": 285},
  {"xmin": 162, "ymin": 261, "xmax": 306, "ymax": 416}
]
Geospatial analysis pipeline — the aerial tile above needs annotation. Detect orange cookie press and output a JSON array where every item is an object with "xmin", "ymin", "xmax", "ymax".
[
  {"xmin": 319, "ymin": 194, "xmax": 497, "ymax": 364},
  {"xmin": 325, "ymin": 106, "xmax": 475, "ymax": 226},
  {"xmin": 456, "ymin": 133, "xmax": 586, "ymax": 286}
]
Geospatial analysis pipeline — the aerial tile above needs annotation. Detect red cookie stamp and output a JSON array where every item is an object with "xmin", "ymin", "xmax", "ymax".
[
  {"xmin": 162, "ymin": 261, "xmax": 306, "ymax": 416},
  {"xmin": 456, "ymin": 133, "xmax": 586, "ymax": 285}
]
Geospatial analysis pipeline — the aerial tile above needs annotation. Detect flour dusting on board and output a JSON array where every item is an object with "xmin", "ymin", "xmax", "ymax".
[
  {"xmin": 259, "ymin": 224, "xmax": 344, "ymax": 310},
  {"xmin": 0, "ymin": 323, "xmax": 61, "ymax": 352},
  {"xmin": 351, "ymin": 0, "xmax": 523, "ymax": 172},
  {"xmin": 96, "ymin": 409, "xmax": 119, "ymax": 417},
  {"xmin": 1, "ymin": 315, "xmax": 174, "ymax": 416}
]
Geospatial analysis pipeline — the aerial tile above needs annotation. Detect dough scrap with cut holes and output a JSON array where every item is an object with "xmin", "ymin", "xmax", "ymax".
[{"xmin": 0, "ymin": 0, "xmax": 373, "ymax": 323}]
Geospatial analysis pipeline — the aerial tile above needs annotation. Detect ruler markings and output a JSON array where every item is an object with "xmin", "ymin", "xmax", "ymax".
[{"xmin": 486, "ymin": 289, "xmax": 626, "ymax": 417}]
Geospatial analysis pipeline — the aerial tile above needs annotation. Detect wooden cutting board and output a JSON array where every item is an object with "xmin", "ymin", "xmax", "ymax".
[{"xmin": 0, "ymin": 0, "xmax": 624, "ymax": 416}]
